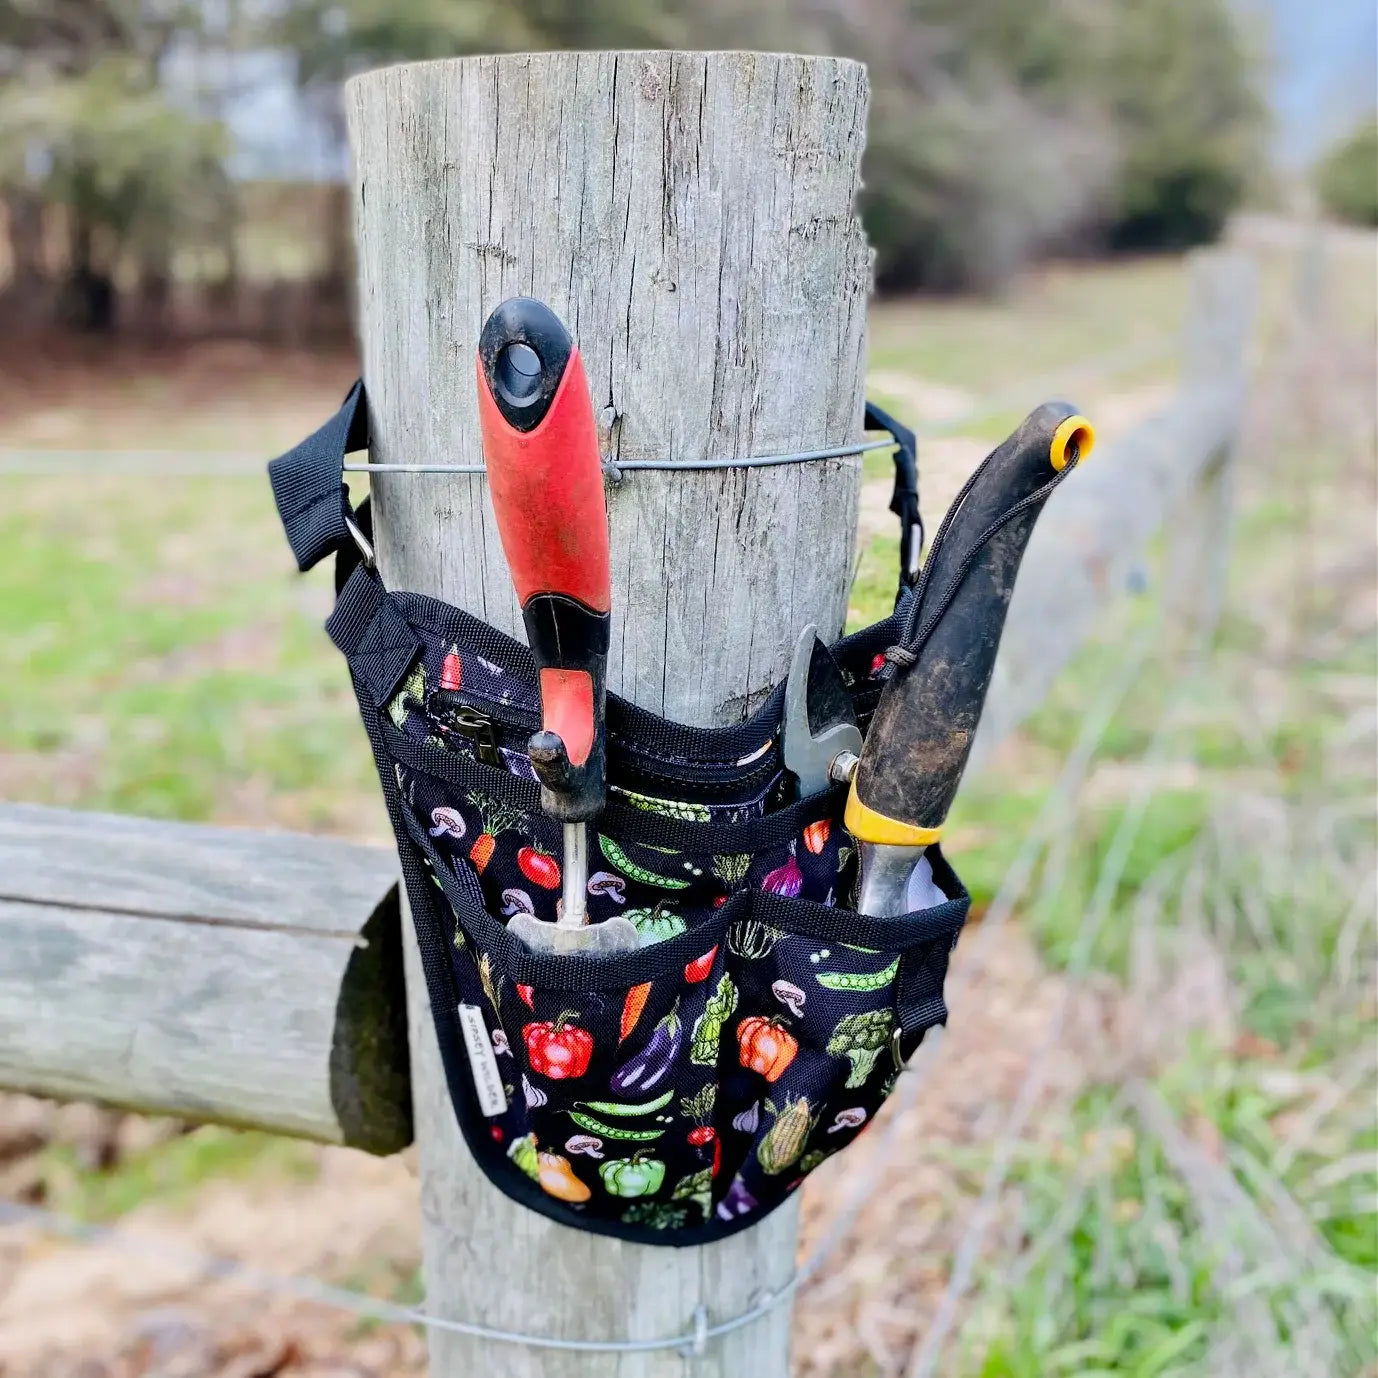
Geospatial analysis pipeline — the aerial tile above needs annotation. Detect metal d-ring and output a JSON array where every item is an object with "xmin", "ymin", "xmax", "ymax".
[{"xmin": 344, "ymin": 514, "xmax": 376, "ymax": 569}]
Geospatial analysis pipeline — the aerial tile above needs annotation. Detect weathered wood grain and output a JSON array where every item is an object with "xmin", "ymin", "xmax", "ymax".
[
  {"xmin": 0, "ymin": 803, "xmax": 411, "ymax": 1154},
  {"xmin": 347, "ymin": 49, "xmax": 870, "ymax": 726},
  {"xmin": 346, "ymin": 48, "xmax": 870, "ymax": 1378}
]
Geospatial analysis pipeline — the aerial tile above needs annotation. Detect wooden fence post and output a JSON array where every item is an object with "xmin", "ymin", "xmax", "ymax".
[{"xmin": 345, "ymin": 51, "xmax": 871, "ymax": 1375}]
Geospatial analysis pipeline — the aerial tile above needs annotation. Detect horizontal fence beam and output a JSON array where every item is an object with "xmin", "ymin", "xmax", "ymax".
[{"xmin": 0, "ymin": 803, "xmax": 410, "ymax": 1153}]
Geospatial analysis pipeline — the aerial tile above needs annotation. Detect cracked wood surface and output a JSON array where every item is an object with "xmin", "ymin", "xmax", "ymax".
[
  {"xmin": 347, "ymin": 49, "xmax": 870, "ymax": 1378},
  {"xmin": 347, "ymin": 49, "xmax": 870, "ymax": 726}
]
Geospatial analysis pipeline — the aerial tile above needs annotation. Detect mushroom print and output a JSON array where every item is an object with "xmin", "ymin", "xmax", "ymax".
[
  {"xmin": 771, "ymin": 980, "xmax": 806, "ymax": 1018},
  {"xmin": 429, "ymin": 806, "xmax": 466, "ymax": 839},
  {"xmin": 501, "ymin": 888, "xmax": 535, "ymax": 917},
  {"xmin": 827, "ymin": 1107, "xmax": 868, "ymax": 1133},
  {"xmin": 587, "ymin": 872, "xmax": 627, "ymax": 904},
  {"xmin": 565, "ymin": 1134, "xmax": 605, "ymax": 1159}
]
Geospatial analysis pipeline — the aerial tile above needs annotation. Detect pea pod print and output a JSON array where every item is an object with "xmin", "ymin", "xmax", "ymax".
[
  {"xmin": 576, "ymin": 1090, "xmax": 673, "ymax": 1118},
  {"xmin": 568, "ymin": 1112, "xmax": 666, "ymax": 1142},
  {"xmin": 813, "ymin": 957, "xmax": 900, "ymax": 991},
  {"xmin": 598, "ymin": 835, "xmax": 691, "ymax": 890}
]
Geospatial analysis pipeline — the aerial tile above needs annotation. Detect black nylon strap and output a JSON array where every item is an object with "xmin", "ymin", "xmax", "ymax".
[
  {"xmin": 865, "ymin": 400, "xmax": 922, "ymax": 602},
  {"xmin": 267, "ymin": 380, "xmax": 370, "ymax": 572},
  {"xmin": 327, "ymin": 564, "xmax": 421, "ymax": 707}
]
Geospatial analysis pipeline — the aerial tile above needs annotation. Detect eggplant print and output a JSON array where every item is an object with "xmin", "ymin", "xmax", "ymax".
[{"xmin": 609, "ymin": 1001, "xmax": 682, "ymax": 1096}]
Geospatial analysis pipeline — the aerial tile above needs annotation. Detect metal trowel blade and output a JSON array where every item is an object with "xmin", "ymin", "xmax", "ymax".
[{"xmin": 507, "ymin": 912, "xmax": 642, "ymax": 956}]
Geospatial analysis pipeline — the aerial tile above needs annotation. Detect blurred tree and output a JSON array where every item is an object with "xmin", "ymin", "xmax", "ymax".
[
  {"xmin": 1089, "ymin": 0, "xmax": 1267, "ymax": 251},
  {"xmin": 1315, "ymin": 117, "xmax": 1378, "ymax": 227},
  {"xmin": 0, "ymin": 0, "xmax": 228, "ymax": 329}
]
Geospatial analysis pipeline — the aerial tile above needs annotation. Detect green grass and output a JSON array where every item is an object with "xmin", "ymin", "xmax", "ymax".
[{"xmin": 39, "ymin": 1125, "xmax": 318, "ymax": 1222}]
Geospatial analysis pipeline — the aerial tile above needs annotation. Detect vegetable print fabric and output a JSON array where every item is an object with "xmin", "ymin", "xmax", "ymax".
[{"xmin": 397, "ymin": 736, "xmax": 962, "ymax": 1232}]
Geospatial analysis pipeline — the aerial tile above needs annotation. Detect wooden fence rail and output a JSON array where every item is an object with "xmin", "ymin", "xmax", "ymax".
[{"xmin": 0, "ymin": 147, "xmax": 1254, "ymax": 1378}]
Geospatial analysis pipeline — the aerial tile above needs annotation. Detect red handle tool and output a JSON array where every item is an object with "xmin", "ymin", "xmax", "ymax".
[{"xmin": 476, "ymin": 298, "xmax": 611, "ymax": 824}]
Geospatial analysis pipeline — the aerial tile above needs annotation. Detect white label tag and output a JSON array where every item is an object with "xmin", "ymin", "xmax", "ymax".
[{"xmin": 457, "ymin": 1004, "xmax": 508, "ymax": 1117}]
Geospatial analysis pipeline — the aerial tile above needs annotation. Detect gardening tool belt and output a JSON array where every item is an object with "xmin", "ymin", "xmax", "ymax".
[{"xmin": 268, "ymin": 383, "xmax": 969, "ymax": 1246}]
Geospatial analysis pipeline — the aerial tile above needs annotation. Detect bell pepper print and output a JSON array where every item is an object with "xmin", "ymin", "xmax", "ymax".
[
  {"xmin": 599, "ymin": 1153, "xmax": 667, "ymax": 1199},
  {"xmin": 736, "ymin": 1015, "xmax": 798, "ymax": 1083},
  {"xmin": 524, "ymin": 1012, "xmax": 594, "ymax": 1080}
]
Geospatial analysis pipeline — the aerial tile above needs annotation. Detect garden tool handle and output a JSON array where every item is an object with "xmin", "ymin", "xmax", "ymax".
[
  {"xmin": 476, "ymin": 297, "xmax": 611, "ymax": 825},
  {"xmin": 846, "ymin": 402, "xmax": 1094, "ymax": 849}
]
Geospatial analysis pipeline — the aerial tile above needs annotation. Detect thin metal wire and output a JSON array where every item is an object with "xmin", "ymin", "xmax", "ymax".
[{"xmin": 343, "ymin": 437, "xmax": 895, "ymax": 477}]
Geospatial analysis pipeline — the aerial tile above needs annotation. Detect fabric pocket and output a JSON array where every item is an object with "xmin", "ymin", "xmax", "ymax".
[{"xmin": 416, "ymin": 812, "xmax": 967, "ymax": 1240}]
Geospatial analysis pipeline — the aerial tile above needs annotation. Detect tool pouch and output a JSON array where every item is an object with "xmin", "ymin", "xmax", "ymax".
[{"xmin": 269, "ymin": 384, "xmax": 969, "ymax": 1246}]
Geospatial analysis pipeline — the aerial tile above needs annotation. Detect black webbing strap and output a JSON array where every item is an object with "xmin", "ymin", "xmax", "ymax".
[
  {"xmin": 267, "ymin": 380, "xmax": 370, "ymax": 573},
  {"xmin": 326, "ymin": 564, "xmax": 421, "ymax": 708},
  {"xmin": 865, "ymin": 400, "xmax": 922, "ymax": 601}
]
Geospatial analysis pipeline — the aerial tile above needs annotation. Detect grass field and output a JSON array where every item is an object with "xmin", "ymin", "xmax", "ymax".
[{"xmin": 1, "ymin": 235, "xmax": 1374, "ymax": 1376}]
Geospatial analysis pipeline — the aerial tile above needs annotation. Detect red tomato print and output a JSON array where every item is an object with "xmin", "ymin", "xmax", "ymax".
[
  {"xmin": 518, "ymin": 846, "xmax": 561, "ymax": 889},
  {"xmin": 524, "ymin": 1013, "xmax": 594, "ymax": 1080}
]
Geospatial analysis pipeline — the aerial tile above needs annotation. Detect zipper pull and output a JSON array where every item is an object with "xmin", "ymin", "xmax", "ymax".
[{"xmin": 426, "ymin": 691, "xmax": 504, "ymax": 767}]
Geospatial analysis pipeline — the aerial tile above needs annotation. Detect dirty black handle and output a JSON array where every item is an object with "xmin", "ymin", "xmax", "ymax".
[{"xmin": 846, "ymin": 401, "xmax": 1094, "ymax": 845}]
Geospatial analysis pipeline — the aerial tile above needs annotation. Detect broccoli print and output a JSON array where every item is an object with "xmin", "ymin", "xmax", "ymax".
[{"xmin": 827, "ymin": 1008, "xmax": 896, "ymax": 1088}]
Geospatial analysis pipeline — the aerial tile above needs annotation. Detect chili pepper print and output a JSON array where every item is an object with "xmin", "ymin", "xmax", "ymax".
[
  {"xmin": 517, "ymin": 845, "xmax": 561, "ymax": 890},
  {"xmin": 516, "ymin": 984, "xmax": 536, "ymax": 1010},
  {"xmin": 683, "ymin": 946, "xmax": 717, "ymax": 983},
  {"xmin": 440, "ymin": 644, "xmax": 463, "ymax": 692},
  {"xmin": 689, "ymin": 974, "xmax": 738, "ymax": 1066},
  {"xmin": 620, "ymin": 982, "xmax": 652, "ymax": 1042},
  {"xmin": 802, "ymin": 818, "xmax": 831, "ymax": 855},
  {"xmin": 599, "ymin": 1153, "xmax": 666, "ymax": 1198},
  {"xmin": 609, "ymin": 1001, "xmax": 682, "ymax": 1095},
  {"xmin": 736, "ymin": 1016, "xmax": 798, "ymax": 1083},
  {"xmin": 537, "ymin": 1151, "xmax": 591, "ymax": 1203},
  {"xmin": 524, "ymin": 1012, "xmax": 594, "ymax": 1080}
]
